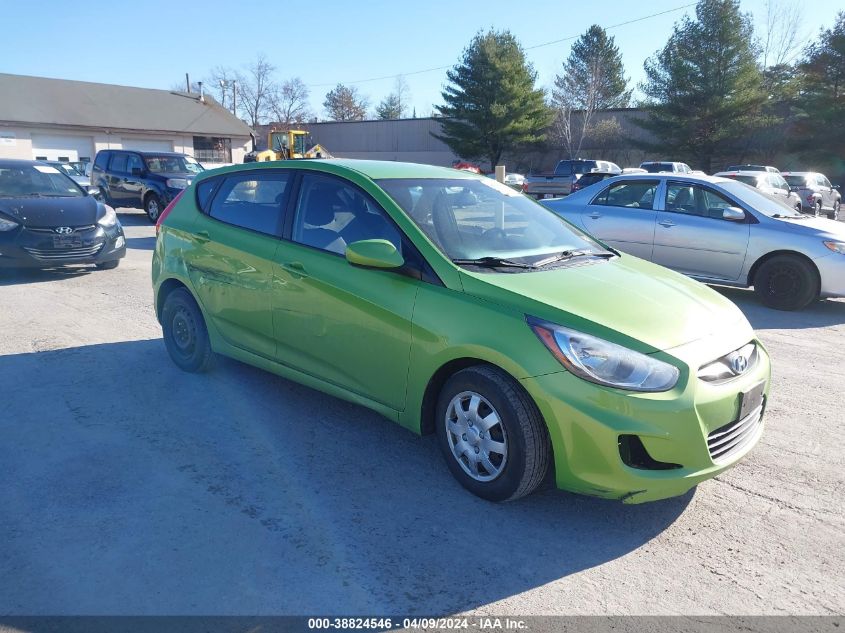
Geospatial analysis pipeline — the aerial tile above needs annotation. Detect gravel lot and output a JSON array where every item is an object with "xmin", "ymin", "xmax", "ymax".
[{"xmin": 0, "ymin": 210, "xmax": 843, "ymax": 616}]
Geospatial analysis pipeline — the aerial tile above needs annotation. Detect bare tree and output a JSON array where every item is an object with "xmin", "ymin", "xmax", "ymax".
[
  {"xmin": 375, "ymin": 75, "xmax": 412, "ymax": 119},
  {"xmin": 205, "ymin": 66, "xmax": 239, "ymax": 111},
  {"xmin": 269, "ymin": 77, "xmax": 311, "ymax": 124},
  {"xmin": 236, "ymin": 54, "xmax": 276, "ymax": 127},
  {"xmin": 761, "ymin": 0, "xmax": 804, "ymax": 68}
]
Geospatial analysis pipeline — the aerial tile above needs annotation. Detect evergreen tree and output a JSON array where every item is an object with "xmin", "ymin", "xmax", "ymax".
[
  {"xmin": 323, "ymin": 84, "xmax": 369, "ymax": 121},
  {"xmin": 551, "ymin": 24, "xmax": 630, "ymax": 158},
  {"xmin": 637, "ymin": 0, "xmax": 766, "ymax": 172},
  {"xmin": 434, "ymin": 30, "xmax": 551, "ymax": 169},
  {"xmin": 792, "ymin": 12, "xmax": 845, "ymax": 158}
]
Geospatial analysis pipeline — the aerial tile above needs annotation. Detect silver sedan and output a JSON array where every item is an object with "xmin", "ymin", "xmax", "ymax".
[{"xmin": 543, "ymin": 173, "xmax": 845, "ymax": 310}]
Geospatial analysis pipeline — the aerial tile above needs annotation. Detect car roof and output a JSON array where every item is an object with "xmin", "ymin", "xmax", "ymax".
[
  {"xmin": 602, "ymin": 172, "xmax": 731, "ymax": 185},
  {"xmin": 0, "ymin": 158, "xmax": 47, "ymax": 168},
  {"xmin": 781, "ymin": 171, "xmax": 816, "ymax": 176},
  {"xmin": 714, "ymin": 170, "xmax": 766, "ymax": 177},
  {"xmin": 199, "ymin": 158, "xmax": 481, "ymax": 181}
]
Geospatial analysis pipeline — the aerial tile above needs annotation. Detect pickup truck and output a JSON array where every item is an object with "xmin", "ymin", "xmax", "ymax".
[{"xmin": 522, "ymin": 159, "xmax": 621, "ymax": 199}]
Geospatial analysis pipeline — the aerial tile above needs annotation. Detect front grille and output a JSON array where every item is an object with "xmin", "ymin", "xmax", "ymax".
[
  {"xmin": 23, "ymin": 244, "xmax": 104, "ymax": 261},
  {"xmin": 707, "ymin": 399, "xmax": 764, "ymax": 463},
  {"xmin": 26, "ymin": 225, "xmax": 97, "ymax": 234}
]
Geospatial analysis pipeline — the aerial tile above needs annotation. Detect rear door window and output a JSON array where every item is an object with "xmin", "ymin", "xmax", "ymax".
[
  {"xmin": 592, "ymin": 180, "xmax": 659, "ymax": 210},
  {"xmin": 207, "ymin": 172, "xmax": 290, "ymax": 235}
]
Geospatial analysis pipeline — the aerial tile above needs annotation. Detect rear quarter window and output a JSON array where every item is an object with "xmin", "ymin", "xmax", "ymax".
[{"xmin": 195, "ymin": 178, "xmax": 219, "ymax": 213}]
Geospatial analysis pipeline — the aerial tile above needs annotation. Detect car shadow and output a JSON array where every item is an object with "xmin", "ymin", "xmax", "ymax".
[
  {"xmin": 115, "ymin": 210, "xmax": 152, "ymax": 227},
  {"xmin": 125, "ymin": 236, "xmax": 156, "ymax": 251},
  {"xmin": 713, "ymin": 286, "xmax": 845, "ymax": 329},
  {"xmin": 0, "ymin": 266, "xmax": 93, "ymax": 286},
  {"xmin": 0, "ymin": 340, "xmax": 691, "ymax": 615}
]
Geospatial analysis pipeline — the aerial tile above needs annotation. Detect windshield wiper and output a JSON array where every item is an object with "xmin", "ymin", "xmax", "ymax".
[
  {"xmin": 534, "ymin": 250, "xmax": 614, "ymax": 267},
  {"xmin": 451, "ymin": 256, "xmax": 537, "ymax": 269}
]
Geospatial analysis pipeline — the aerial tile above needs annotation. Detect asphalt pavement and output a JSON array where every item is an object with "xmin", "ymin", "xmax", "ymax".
[{"xmin": 0, "ymin": 210, "xmax": 842, "ymax": 615}]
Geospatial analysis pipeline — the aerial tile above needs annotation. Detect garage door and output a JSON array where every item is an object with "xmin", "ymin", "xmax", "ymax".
[
  {"xmin": 31, "ymin": 133, "xmax": 95, "ymax": 163},
  {"xmin": 119, "ymin": 138, "xmax": 174, "ymax": 152}
]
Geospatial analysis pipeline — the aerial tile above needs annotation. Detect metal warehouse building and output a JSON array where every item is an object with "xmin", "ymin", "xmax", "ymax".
[{"xmin": 0, "ymin": 73, "xmax": 253, "ymax": 168}]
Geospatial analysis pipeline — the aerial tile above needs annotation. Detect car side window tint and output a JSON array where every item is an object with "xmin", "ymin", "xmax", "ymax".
[
  {"xmin": 94, "ymin": 153, "xmax": 109, "ymax": 170},
  {"xmin": 592, "ymin": 180, "xmax": 658, "ymax": 210},
  {"xmin": 110, "ymin": 154, "xmax": 127, "ymax": 173},
  {"xmin": 207, "ymin": 172, "xmax": 289, "ymax": 235},
  {"xmin": 126, "ymin": 154, "xmax": 143, "ymax": 173},
  {"xmin": 195, "ymin": 179, "xmax": 218, "ymax": 213},
  {"xmin": 666, "ymin": 183, "xmax": 729, "ymax": 218},
  {"xmin": 292, "ymin": 173, "xmax": 402, "ymax": 256},
  {"xmin": 700, "ymin": 188, "xmax": 736, "ymax": 218}
]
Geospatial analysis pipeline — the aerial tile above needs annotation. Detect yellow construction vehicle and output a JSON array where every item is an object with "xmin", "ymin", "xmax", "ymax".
[{"xmin": 255, "ymin": 129, "xmax": 310, "ymax": 161}]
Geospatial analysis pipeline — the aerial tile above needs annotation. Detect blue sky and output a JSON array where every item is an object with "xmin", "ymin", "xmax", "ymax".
[{"xmin": 1, "ymin": 0, "xmax": 840, "ymax": 120}]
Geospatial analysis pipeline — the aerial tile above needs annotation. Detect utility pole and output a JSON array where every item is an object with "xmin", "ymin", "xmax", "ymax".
[
  {"xmin": 232, "ymin": 81, "xmax": 238, "ymax": 117},
  {"xmin": 185, "ymin": 73, "xmax": 191, "ymax": 93}
]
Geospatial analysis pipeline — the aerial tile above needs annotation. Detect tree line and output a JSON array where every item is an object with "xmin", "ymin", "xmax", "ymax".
[
  {"xmin": 180, "ymin": 0, "xmax": 843, "ymax": 172},
  {"xmin": 435, "ymin": 0, "xmax": 844, "ymax": 172}
]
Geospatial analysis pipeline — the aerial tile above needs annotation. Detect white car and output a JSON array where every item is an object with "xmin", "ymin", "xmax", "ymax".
[
  {"xmin": 714, "ymin": 170, "xmax": 802, "ymax": 212},
  {"xmin": 503, "ymin": 173, "xmax": 524, "ymax": 187}
]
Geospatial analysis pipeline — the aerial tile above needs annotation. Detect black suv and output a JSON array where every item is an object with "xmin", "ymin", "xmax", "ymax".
[{"xmin": 91, "ymin": 150, "xmax": 204, "ymax": 222}]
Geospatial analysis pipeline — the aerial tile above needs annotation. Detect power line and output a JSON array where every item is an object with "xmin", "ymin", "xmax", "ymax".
[{"xmin": 306, "ymin": 2, "xmax": 697, "ymax": 89}]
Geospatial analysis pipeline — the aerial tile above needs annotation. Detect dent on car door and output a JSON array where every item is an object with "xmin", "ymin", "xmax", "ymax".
[
  {"xmin": 652, "ymin": 183, "xmax": 750, "ymax": 281},
  {"xmin": 580, "ymin": 179, "xmax": 660, "ymax": 259},
  {"xmin": 271, "ymin": 171, "xmax": 419, "ymax": 411},
  {"xmin": 186, "ymin": 171, "xmax": 290, "ymax": 359}
]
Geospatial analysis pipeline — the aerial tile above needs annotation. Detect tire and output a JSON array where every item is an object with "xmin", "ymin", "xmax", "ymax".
[
  {"xmin": 753, "ymin": 255, "xmax": 819, "ymax": 311},
  {"xmin": 435, "ymin": 365, "xmax": 550, "ymax": 502},
  {"xmin": 161, "ymin": 287, "xmax": 215, "ymax": 372},
  {"xmin": 145, "ymin": 194, "xmax": 163, "ymax": 223},
  {"xmin": 813, "ymin": 200, "xmax": 822, "ymax": 217},
  {"xmin": 831, "ymin": 200, "xmax": 840, "ymax": 221},
  {"xmin": 95, "ymin": 260, "xmax": 119, "ymax": 270}
]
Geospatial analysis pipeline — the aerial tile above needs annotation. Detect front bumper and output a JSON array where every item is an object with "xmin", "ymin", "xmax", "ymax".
[
  {"xmin": 521, "ymin": 338, "xmax": 771, "ymax": 503},
  {"xmin": 816, "ymin": 253, "xmax": 845, "ymax": 298},
  {"xmin": 0, "ymin": 223, "xmax": 126, "ymax": 268}
]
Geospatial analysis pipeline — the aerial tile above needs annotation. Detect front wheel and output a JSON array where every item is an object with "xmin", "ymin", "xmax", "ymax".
[
  {"xmin": 145, "ymin": 194, "xmax": 162, "ymax": 223},
  {"xmin": 753, "ymin": 255, "xmax": 819, "ymax": 311},
  {"xmin": 161, "ymin": 288, "xmax": 215, "ymax": 372},
  {"xmin": 813, "ymin": 201, "xmax": 822, "ymax": 217},
  {"xmin": 831, "ymin": 201, "xmax": 840, "ymax": 221},
  {"xmin": 435, "ymin": 365, "xmax": 550, "ymax": 501}
]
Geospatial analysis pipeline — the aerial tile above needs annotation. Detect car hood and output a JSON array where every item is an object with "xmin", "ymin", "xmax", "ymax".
[
  {"xmin": 459, "ymin": 255, "xmax": 751, "ymax": 353},
  {"xmin": 771, "ymin": 215, "xmax": 845, "ymax": 240},
  {"xmin": 0, "ymin": 195, "xmax": 99, "ymax": 228}
]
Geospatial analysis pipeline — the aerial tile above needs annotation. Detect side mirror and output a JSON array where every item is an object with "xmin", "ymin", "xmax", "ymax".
[
  {"xmin": 722, "ymin": 206, "xmax": 746, "ymax": 222},
  {"xmin": 345, "ymin": 239, "xmax": 404, "ymax": 270},
  {"xmin": 87, "ymin": 186, "xmax": 102, "ymax": 199},
  {"xmin": 131, "ymin": 167, "xmax": 143, "ymax": 177}
]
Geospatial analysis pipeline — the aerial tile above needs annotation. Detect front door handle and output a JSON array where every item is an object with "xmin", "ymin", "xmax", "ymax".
[
  {"xmin": 588, "ymin": 212, "xmax": 602, "ymax": 219},
  {"xmin": 281, "ymin": 261, "xmax": 308, "ymax": 277},
  {"xmin": 659, "ymin": 219, "xmax": 676, "ymax": 228}
]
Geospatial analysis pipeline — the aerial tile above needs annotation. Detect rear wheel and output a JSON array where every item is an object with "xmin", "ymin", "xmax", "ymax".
[
  {"xmin": 145, "ymin": 194, "xmax": 162, "ymax": 223},
  {"xmin": 161, "ymin": 288, "xmax": 214, "ymax": 372},
  {"xmin": 435, "ymin": 365, "xmax": 550, "ymax": 501},
  {"xmin": 753, "ymin": 255, "xmax": 818, "ymax": 311},
  {"xmin": 831, "ymin": 200, "xmax": 840, "ymax": 221},
  {"xmin": 813, "ymin": 200, "xmax": 822, "ymax": 217}
]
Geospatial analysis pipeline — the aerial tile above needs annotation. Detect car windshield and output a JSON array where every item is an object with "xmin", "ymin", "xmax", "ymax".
[
  {"xmin": 377, "ymin": 177, "xmax": 608, "ymax": 264},
  {"xmin": 0, "ymin": 164, "xmax": 84, "ymax": 198},
  {"xmin": 144, "ymin": 155, "xmax": 204, "ymax": 174},
  {"xmin": 719, "ymin": 181, "xmax": 802, "ymax": 217},
  {"xmin": 49, "ymin": 162, "xmax": 84, "ymax": 177},
  {"xmin": 784, "ymin": 175, "xmax": 808, "ymax": 187},
  {"xmin": 730, "ymin": 175, "xmax": 759, "ymax": 186}
]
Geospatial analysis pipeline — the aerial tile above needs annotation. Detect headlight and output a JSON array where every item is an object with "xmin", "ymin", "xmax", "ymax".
[
  {"xmin": 97, "ymin": 205, "xmax": 118, "ymax": 228},
  {"xmin": 166, "ymin": 178, "xmax": 189, "ymax": 189},
  {"xmin": 527, "ymin": 317, "xmax": 680, "ymax": 392},
  {"xmin": 823, "ymin": 241, "xmax": 845, "ymax": 254},
  {"xmin": 0, "ymin": 214, "xmax": 18, "ymax": 231}
]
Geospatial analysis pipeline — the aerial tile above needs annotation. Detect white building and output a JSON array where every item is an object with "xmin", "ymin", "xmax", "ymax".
[{"xmin": 0, "ymin": 73, "xmax": 253, "ymax": 169}]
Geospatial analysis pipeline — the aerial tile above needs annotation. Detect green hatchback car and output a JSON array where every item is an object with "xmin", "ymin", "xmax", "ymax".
[{"xmin": 152, "ymin": 159, "xmax": 770, "ymax": 503}]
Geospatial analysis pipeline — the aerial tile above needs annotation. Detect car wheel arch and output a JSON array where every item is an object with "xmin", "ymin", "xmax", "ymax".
[
  {"xmin": 156, "ymin": 277, "xmax": 201, "ymax": 324},
  {"xmin": 747, "ymin": 249, "xmax": 820, "ymax": 291}
]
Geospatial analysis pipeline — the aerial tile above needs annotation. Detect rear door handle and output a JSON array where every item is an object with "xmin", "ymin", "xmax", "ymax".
[
  {"xmin": 659, "ymin": 219, "xmax": 676, "ymax": 228},
  {"xmin": 195, "ymin": 231, "xmax": 210, "ymax": 244}
]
